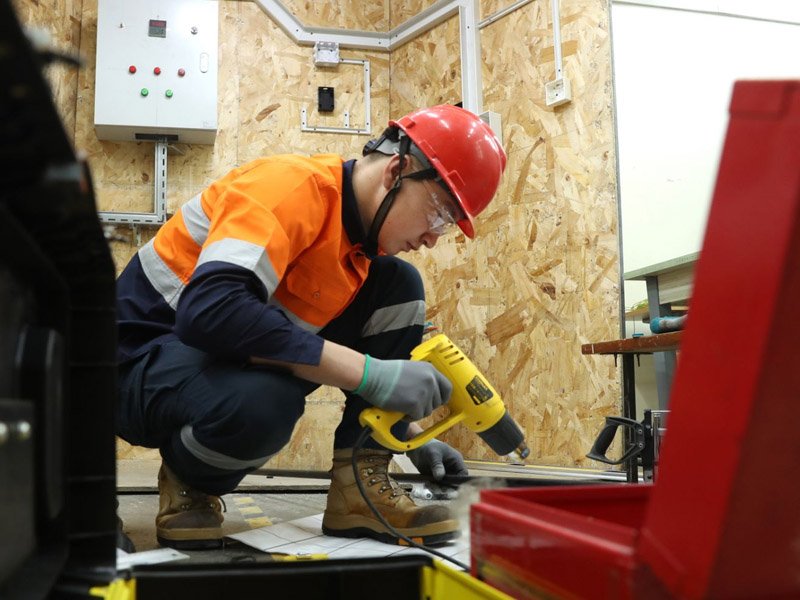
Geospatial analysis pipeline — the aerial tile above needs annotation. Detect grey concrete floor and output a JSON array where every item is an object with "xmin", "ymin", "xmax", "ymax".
[
  {"xmin": 116, "ymin": 459, "xmax": 462, "ymax": 565},
  {"xmin": 116, "ymin": 458, "xmax": 606, "ymax": 565},
  {"xmin": 118, "ymin": 490, "xmax": 332, "ymax": 563},
  {"xmin": 118, "ymin": 459, "xmax": 336, "ymax": 562}
]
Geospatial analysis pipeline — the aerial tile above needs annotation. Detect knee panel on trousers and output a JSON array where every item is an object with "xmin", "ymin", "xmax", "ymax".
[{"xmin": 194, "ymin": 370, "xmax": 307, "ymax": 461}]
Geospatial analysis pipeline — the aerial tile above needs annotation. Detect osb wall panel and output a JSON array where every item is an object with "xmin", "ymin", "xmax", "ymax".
[
  {"xmin": 68, "ymin": 1, "xmax": 390, "ymax": 468},
  {"xmin": 481, "ymin": 0, "xmax": 527, "ymax": 19},
  {"xmin": 392, "ymin": 0, "xmax": 621, "ymax": 467},
  {"xmin": 282, "ymin": 0, "xmax": 388, "ymax": 30},
  {"xmin": 391, "ymin": 0, "xmax": 438, "ymax": 28},
  {"xmin": 278, "ymin": 0, "xmax": 439, "ymax": 31},
  {"xmin": 12, "ymin": 0, "xmax": 82, "ymax": 143},
  {"xmin": 391, "ymin": 18, "xmax": 462, "ymax": 109}
]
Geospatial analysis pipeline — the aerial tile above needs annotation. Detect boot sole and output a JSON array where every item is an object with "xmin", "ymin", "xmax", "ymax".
[
  {"xmin": 157, "ymin": 535, "xmax": 224, "ymax": 550},
  {"xmin": 157, "ymin": 527, "xmax": 224, "ymax": 550},
  {"xmin": 322, "ymin": 516, "xmax": 460, "ymax": 547}
]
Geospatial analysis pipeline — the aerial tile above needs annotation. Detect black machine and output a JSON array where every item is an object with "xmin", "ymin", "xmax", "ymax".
[{"xmin": 0, "ymin": 2, "xmax": 118, "ymax": 596}]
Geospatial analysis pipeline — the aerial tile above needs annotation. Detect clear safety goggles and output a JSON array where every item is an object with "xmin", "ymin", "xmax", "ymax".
[{"xmin": 421, "ymin": 179, "xmax": 463, "ymax": 235}]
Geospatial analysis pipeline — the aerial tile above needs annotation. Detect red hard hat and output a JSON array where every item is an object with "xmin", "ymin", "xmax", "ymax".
[{"xmin": 390, "ymin": 105, "xmax": 507, "ymax": 238}]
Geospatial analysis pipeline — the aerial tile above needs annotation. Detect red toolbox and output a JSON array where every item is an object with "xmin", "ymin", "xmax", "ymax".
[
  {"xmin": 472, "ymin": 485, "xmax": 652, "ymax": 599},
  {"xmin": 472, "ymin": 80, "xmax": 800, "ymax": 599}
]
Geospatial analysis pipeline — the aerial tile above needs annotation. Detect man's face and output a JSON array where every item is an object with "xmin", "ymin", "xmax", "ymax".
[{"xmin": 378, "ymin": 178, "xmax": 462, "ymax": 255}]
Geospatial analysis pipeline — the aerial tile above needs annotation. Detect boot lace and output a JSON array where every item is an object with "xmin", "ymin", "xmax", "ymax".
[
  {"xmin": 178, "ymin": 487, "xmax": 227, "ymax": 513},
  {"xmin": 361, "ymin": 455, "xmax": 409, "ymax": 499}
]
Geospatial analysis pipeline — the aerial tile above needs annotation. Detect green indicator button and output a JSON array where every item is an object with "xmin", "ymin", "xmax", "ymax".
[
  {"xmin": 140, "ymin": 88, "xmax": 149, "ymax": 97},
  {"xmin": 165, "ymin": 89, "xmax": 174, "ymax": 98}
]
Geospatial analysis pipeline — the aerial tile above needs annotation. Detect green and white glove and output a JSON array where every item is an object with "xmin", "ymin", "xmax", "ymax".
[{"xmin": 353, "ymin": 355, "xmax": 452, "ymax": 421}]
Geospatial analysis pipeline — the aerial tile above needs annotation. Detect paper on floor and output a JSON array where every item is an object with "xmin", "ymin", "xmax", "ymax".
[
  {"xmin": 227, "ymin": 513, "xmax": 469, "ymax": 566},
  {"xmin": 116, "ymin": 547, "xmax": 190, "ymax": 571}
]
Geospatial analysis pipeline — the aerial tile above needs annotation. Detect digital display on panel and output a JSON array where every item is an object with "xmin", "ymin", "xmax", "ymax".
[{"xmin": 149, "ymin": 19, "xmax": 167, "ymax": 38}]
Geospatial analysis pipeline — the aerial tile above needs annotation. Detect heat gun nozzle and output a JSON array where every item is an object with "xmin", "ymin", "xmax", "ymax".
[
  {"xmin": 478, "ymin": 410, "xmax": 527, "ymax": 458},
  {"xmin": 515, "ymin": 443, "xmax": 531, "ymax": 461}
]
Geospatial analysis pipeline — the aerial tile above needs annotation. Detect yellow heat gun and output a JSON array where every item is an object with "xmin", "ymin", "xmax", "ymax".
[{"xmin": 359, "ymin": 334, "xmax": 530, "ymax": 460}]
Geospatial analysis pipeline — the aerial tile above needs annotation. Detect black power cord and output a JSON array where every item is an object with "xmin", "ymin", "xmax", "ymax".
[{"xmin": 352, "ymin": 427, "xmax": 469, "ymax": 571}]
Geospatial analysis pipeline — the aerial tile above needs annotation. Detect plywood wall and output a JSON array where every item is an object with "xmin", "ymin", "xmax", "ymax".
[
  {"xmin": 282, "ymin": 0, "xmax": 389, "ymax": 30},
  {"xmin": 11, "ymin": 0, "xmax": 82, "ymax": 140},
  {"xmin": 15, "ymin": 0, "xmax": 620, "ymax": 471},
  {"xmin": 392, "ymin": 0, "xmax": 621, "ymax": 465}
]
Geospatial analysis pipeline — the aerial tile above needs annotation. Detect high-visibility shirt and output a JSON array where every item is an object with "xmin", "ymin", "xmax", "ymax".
[{"xmin": 116, "ymin": 155, "xmax": 371, "ymax": 365}]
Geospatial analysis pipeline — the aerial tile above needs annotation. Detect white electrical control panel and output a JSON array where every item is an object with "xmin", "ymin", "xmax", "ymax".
[{"xmin": 94, "ymin": 0, "xmax": 219, "ymax": 144}]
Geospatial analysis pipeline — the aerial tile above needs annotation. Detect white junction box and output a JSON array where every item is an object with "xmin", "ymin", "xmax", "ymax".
[
  {"xmin": 545, "ymin": 77, "xmax": 572, "ymax": 107},
  {"xmin": 94, "ymin": 0, "xmax": 219, "ymax": 144},
  {"xmin": 313, "ymin": 41, "xmax": 340, "ymax": 67}
]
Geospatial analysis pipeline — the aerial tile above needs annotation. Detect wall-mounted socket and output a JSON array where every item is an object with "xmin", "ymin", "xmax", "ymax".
[
  {"xmin": 318, "ymin": 86, "xmax": 334, "ymax": 112},
  {"xmin": 545, "ymin": 77, "xmax": 572, "ymax": 107}
]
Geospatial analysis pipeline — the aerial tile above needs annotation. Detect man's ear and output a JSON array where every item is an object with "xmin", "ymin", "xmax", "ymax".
[{"xmin": 381, "ymin": 154, "xmax": 404, "ymax": 189}]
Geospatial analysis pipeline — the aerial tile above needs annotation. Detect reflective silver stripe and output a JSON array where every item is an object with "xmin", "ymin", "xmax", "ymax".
[
  {"xmin": 198, "ymin": 238, "xmax": 280, "ymax": 296},
  {"xmin": 181, "ymin": 193, "xmax": 210, "ymax": 247},
  {"xmin": 180, "ymin": 425, "xmax": 273, "ymax": 470},
  {"xmin": 138, "ymin": 239, "xmax": 184, "ymax": 309},
  {"xmin": 268, "ymin": 297, "xmax": 323, "ymax": 334},
  {"xmin": 362, "ymin": 300, "xmax": 426, "ymax": 337}
]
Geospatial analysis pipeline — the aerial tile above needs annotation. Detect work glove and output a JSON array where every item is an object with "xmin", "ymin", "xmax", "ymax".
[
  {"xmin": 353, "ymin": 355, "xmax": 452, "ymax": 421},
  {"xmin": 407, "ymin": 439, "xmax": 469, "ymax": 482}
]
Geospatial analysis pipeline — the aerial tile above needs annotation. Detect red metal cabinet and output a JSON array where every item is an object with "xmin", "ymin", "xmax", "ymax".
[{"xmin": 472, "ymin": 80, "xmax": 800, "ymax": 599}]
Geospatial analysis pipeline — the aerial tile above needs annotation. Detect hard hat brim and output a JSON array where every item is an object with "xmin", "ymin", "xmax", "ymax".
[{"xmin": 455, "ymin": 210, "xmax": 475, "ymax": 238}]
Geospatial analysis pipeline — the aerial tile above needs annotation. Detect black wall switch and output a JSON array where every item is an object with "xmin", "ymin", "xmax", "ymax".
[{"xmin": 318, "ymin": 87, "xmax": 334, "ymax": 112}]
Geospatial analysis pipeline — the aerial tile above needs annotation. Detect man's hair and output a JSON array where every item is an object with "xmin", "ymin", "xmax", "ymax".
[
  {"xmin": 360, "ymin": 147, "xmax": 424, "ymax": 173},
  {"xmin": 361, "ymin": 126, "xmax": 428, "ymax": 172}
]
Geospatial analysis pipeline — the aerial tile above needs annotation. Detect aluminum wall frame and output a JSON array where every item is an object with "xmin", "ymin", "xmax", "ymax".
[{"xmin": 252, "ymin": 0, "xmax": 517, "ymax": 115}]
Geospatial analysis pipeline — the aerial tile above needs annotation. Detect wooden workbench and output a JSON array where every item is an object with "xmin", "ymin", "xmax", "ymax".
[{"xmin": 582, "ymin": 331, "xmax": 682, "ymax": 355}]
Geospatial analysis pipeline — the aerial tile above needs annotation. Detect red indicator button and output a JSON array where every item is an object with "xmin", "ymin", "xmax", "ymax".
[
  {"xmin": 128, "ymin": 65, "xmax": 137, "ymax": 74},
  {"xmin": 153, "ymin": 67, "xmax": 162, "ymax": 75},
  {"xmin": 178, "ymin": 68, "xmax": 186, "ymax": 77}
]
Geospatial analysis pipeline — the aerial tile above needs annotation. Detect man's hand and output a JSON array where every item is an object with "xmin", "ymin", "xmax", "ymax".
[
  {"xmin": 353, "ymin": 355, "xmax": 452, "ymax": 421},
  {"xmin": 407, "ymin": 439, "xmax": 468, "ymax": 481}
]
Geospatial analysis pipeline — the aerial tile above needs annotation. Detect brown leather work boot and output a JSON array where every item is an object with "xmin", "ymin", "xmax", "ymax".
[
  {"xmin": 156, "ymin": 463, "xmax": 224, "ymax": 549},
  {"xmin": 322, "ymin": 448, "xmax": 458, "ymax": 546}
]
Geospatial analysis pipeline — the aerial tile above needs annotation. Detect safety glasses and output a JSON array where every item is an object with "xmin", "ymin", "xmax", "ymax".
[{"xmin": 421, "ymin": 179, "xmax": 463, "ymax": 235}]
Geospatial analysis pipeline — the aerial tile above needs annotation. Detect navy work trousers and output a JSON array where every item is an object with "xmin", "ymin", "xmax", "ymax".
[{"xmin": 116, "ymin": 256, "xmax": 425, "ymax": 495}]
